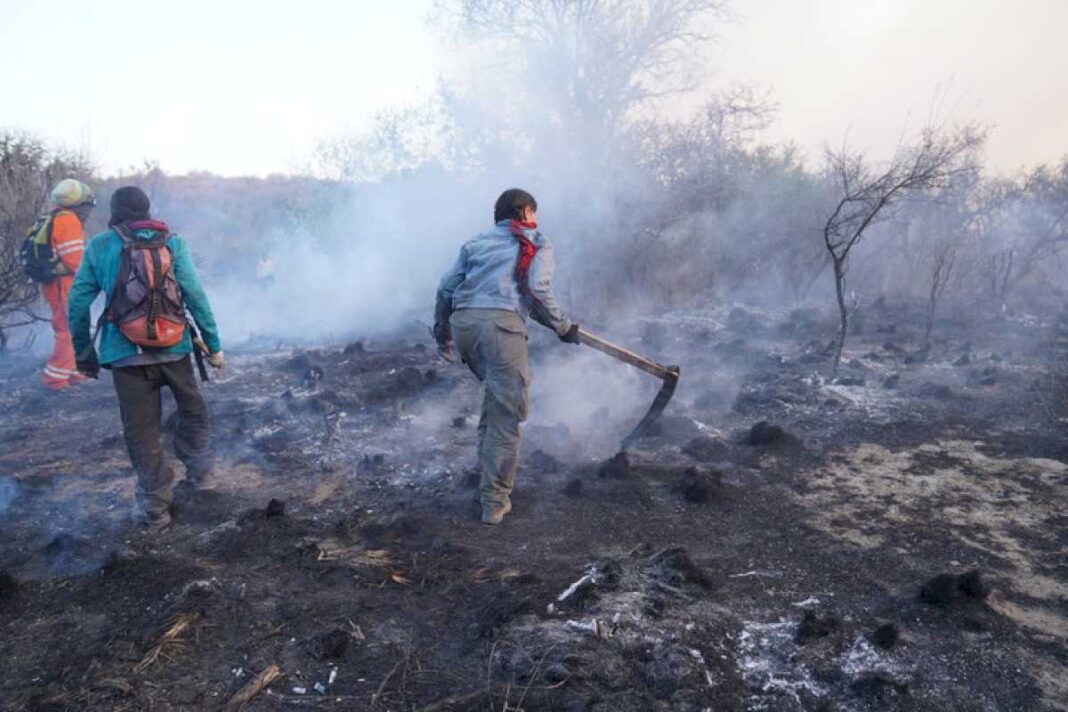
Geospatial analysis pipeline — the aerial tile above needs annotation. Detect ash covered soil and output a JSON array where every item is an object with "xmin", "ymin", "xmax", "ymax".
[{"xmin": 1, "ymin": 301, "xmax": 1066, "ymax": 711}]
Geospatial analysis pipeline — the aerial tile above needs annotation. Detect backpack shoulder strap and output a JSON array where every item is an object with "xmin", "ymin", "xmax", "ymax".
[
  {"xmin": 102, "ymin": 226, "xmax": 134, "ymax": 324},
  {"xmin": 111, "ymin": 224, "xmax": 137, "ymax": 248}
]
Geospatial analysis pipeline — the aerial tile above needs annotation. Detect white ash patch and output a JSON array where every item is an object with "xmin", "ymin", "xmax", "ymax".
[
  {"xmin": 840, "ymin": 635, "xmax": 898, "ymax": 678},
  {"xmin": 737, "ymin": 618, "xmax": 826, "ymax": 710}
]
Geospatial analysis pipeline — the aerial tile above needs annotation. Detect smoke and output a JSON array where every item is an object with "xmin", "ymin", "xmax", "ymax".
[
  {"xmin": 2, "ymin": 2, "xmax": 1052, "ymax": 379},
  {"xmin": 528, "ymin": 345, "xmax": 655, "ymax": 458}
]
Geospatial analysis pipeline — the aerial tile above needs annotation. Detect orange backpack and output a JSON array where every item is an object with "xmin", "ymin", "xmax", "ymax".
[{"xmin": 107, "ymin": 224, "xmax": 186, "ymax": 348}]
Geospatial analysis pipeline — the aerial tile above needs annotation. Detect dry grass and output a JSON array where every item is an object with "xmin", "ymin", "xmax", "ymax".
[
  {"xmin": 316, "ymin": 542, "xmax": 412, "ymax": 584},
  {"xmin": 470, "ymin": 567, "xmax": 522, "ymax": 584},
  {"xmin": 135, "ymin": 612, "xmax": 198, "ymax": 673}
]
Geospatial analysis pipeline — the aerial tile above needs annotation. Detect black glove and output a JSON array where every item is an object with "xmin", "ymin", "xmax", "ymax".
[
  {"xmin": 432, "ymin": 321, "xmax": 450, "ymax": 344},
  {"xmin": 559, "ymin": 323, "xmax": 581, "ymax": 344},
  {"xmin": 76, "ymin": 350, "xmax": 100, "ymax": 379}
]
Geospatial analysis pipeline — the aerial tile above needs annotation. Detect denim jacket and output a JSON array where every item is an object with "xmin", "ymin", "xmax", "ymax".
[{"xmin": 434, "ymin": 220, "xmax": 572, "ymax": 340}]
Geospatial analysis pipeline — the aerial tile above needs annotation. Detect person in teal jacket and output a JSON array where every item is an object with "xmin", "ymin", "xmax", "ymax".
[{"xmin": 69, "ymin": 187, "xmax": 224, "ymax": 533}]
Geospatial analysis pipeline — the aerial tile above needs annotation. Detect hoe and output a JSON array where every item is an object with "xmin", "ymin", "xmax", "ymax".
[{"xmin": 576, "ymin": 328, "xmax": 681, "ymax": 448}]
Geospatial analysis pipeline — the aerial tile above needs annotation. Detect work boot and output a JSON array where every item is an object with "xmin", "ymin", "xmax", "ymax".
[
  {"xmin": 185, "ymin": 469, "xmax": 217, "ymax": 492},
  {"xmin": 480, "ymin": 499, "xmax": 512, "ymax": 525},
  {"xmin": 139, "ymin": 510, "xmax": 173, "ymax": 535}
]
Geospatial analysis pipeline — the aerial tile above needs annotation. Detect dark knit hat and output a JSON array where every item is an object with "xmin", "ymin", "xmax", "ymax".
[{"xmin": 108, "ymin": 186, "xmax": 151, "ymax": 226}]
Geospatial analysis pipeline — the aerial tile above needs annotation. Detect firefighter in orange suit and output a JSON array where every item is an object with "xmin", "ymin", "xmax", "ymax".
[{"xmin": 41, "ymin": 179, "xmax": 95, "ymax": 390}]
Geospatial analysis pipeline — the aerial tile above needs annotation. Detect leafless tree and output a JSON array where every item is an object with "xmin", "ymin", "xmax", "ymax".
[
  {"xmin": 821, "ymin": 122, "xmax": 983, "ymax": 372},
  {"xmin": 438, "ymin": 0, "xmax": 730, "ymax": 134},
  {"xmin": 314, "ymin": 98, "xmax": 454, "ymax": 182},
  {"xmin": 979, "ymin": 160, "xmax": 1068, "ymax": 310}
]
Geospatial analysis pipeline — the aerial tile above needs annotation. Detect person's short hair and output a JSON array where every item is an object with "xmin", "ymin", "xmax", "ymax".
[{"xmin": 494, "ymin": 188, "xmax": 538, "ymax": 223}]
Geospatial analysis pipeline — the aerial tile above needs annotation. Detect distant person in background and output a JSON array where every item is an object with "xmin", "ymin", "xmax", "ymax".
[
  {"xmin": 256, "ymin": 253, "xmax": 275, "ymax": 285},
  {"xmin": 68, "ymin": 187, "xmax": 224, "ymax": 533},
  {"xmin": 434, "ymin": 189, "xmax": 580, "ymax": 525},
  {"xmin": 32, "ymin": 179, "xmax": 95, "ymax": 390}
]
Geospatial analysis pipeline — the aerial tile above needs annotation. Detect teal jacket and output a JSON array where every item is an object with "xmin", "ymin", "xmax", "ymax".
[{"xmin": 68, "ymin": 224, "xmax": 222, "ymax": 366}]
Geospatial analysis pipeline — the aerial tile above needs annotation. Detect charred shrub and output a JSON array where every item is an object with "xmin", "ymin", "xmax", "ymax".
[
  {"xmin": 919, "ymin": 574, "xmax": 958, "ymax": 604},
  {"xmin": 957, "ymin": 569, "xmax": 988, "ymax": 599},
  {"xmin": 919, "ymin": 569, "xmax": 988, "ymax": 606},
  {"xmin": 744, "ymin": 421, "xmax": 793, "ymax": 446},
  {"xmin": 870, "ymin": 622, "xmax": 900, "ymax": 650},
  {"xmin": 795, "ymin": 610, "xmax": 841, "ymax": 645},
  {"xmin": 238, "ymin": 498, "xmax": 287, "ymax": 524}
]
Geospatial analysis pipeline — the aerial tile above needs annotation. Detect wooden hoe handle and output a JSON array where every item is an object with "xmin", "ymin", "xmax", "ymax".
[{"xmin": 576, "ymin": 328, "xmax": 676, "ymax": 381}]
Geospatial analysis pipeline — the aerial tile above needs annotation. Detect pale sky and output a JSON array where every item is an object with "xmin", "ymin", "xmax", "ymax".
[{"xmin": 2, "ymin": 0, "xmax": 1065, "ymax": 177}]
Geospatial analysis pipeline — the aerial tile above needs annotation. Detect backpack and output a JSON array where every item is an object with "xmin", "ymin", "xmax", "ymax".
[
  {"xmin": 19, "ymin": 212, "xmax": 65, "ymax": 282},
  {"xmin": 106, "ymin": 224, "xmax": 187, "ymax": 348}
]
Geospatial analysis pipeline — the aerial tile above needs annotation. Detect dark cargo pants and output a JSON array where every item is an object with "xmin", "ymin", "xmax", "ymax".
[
  {"xmin": 450, "ymin": 308, "xmax": 531, "ymax": 511},
  {"xmin": 111, "ymin": 355, "xmax": 213, "ymax": 518}
]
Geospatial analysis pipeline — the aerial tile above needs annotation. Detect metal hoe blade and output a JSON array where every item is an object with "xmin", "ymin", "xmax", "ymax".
[
  {"xmin": 621, "ymin": 366, "xmax": 680, "ymax": 448},
  {"xmin": 575, "ymin": 328, "xmax": 682, "ymax": 449}
]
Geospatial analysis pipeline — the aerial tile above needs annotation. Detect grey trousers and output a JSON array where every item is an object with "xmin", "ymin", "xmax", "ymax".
[
  {"xmin": 451, "ymin": 308, "xmax": 531, "ymax": 510},
  {"xmin": 111, "ymin": 355, "xmax": 213, "ymax": 517}
]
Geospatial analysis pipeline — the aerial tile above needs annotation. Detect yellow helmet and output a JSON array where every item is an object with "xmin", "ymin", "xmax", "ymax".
[{"xmin": 50, "ymin": 178, "xmax": 96, "ymax": 208}]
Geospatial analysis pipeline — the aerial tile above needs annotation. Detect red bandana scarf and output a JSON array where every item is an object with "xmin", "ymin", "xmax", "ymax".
[{"xmin": 508, "ymin": 219, "xmax": 542, "ymax": 307}]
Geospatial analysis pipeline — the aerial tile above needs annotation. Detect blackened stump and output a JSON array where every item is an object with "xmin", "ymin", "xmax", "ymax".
[{"xmin": 265, "ymin": 499, "xmax": 286, "ymax": 518}]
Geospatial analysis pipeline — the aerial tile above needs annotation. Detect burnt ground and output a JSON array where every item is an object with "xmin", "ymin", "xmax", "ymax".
[{"xmin": 0, "ymin": 300, "xmax": 1066, "ymax": 711}]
